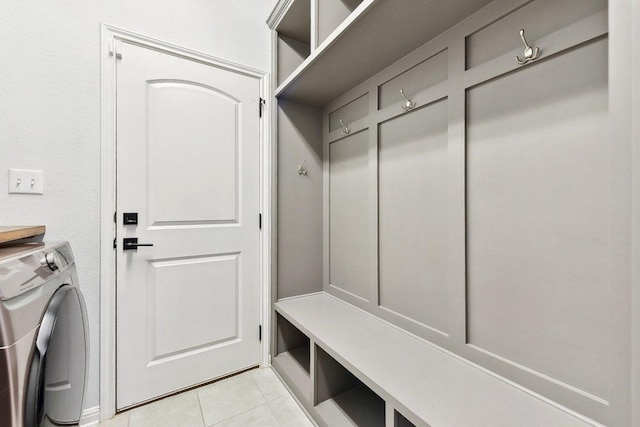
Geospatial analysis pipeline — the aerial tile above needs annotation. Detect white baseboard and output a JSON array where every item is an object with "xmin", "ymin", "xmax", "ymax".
[{"xmin": 79, "ymin": 406, "xmax": 100, "ymax": 426}]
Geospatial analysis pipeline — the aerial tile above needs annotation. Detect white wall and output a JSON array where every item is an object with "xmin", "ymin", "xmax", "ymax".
[{"xmin": 0, "ymin": 0, "xmax": 276, "ymax": 411}]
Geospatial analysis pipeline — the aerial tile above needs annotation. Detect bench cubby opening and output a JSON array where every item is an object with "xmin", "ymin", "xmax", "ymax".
[
  {"xmin": 314, "ymin": 345, "xmax": 385, "ymax": 427},
  {"xmin": 395, "ymin": 411, "xmax": 416, "ymax": 427},
  {"xmin": 273, "ymin": 313, "xmax": 311, "ymax": 401}
]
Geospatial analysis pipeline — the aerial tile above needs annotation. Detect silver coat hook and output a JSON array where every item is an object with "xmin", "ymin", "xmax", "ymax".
[
  {"xmin": 515, "ymin": 29, "xmax": 540, "ymax": 64},
  {"xmin": 297, "ymin": 159, "xmax": 308, "ymax": 176},
  {"xmin": 339, "ymin": 119, "xmax": 350, "ymax": 136},
  {"xmin": 400, "ymin": 89, "xmax": 414, "ymax": 111}
]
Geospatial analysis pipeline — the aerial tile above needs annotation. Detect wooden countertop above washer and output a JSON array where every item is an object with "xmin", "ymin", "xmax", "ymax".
[{"xmin": 0, "ymin": 226, "xmax": 46, "ymax": 244}]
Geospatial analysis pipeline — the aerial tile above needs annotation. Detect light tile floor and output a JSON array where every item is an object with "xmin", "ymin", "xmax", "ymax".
[{"xmin": 99, "ymin": 368, "xmax": 314, "ymax": 427}]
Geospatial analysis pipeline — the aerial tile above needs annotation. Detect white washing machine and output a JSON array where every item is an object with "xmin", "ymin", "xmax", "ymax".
[{"xmin": 0, "ymin": 241, "xmax": 89, "ymax": 427}]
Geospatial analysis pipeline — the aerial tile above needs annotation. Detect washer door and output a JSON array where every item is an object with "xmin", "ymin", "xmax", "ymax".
[{"xmin": 24, "ymin": 285, "xmax": 88, "ymax": 427}]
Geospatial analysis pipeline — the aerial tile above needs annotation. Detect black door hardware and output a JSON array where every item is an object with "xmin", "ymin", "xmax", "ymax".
[
  {"xmin": 123, "ymin": 237, "xmax": 154, "ymax": 250},
  {"xmin": 123, "ymin": 212, "xmax": 138, "ymax": 225}
]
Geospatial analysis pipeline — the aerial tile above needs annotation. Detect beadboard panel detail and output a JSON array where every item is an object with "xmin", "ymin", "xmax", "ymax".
[
  {"xmin": 378, "ymin": 99, "xmax": 449, "ymax": 335},
  {"xmin": 328, "ymin": 129, "xmax": 371, "ymax": 302},
  {"xmin": 316, "ymin": 2, "xmax": 610, "ymax": 422},
  {"xmin": 466, "ymin": 37, "xmax": 609, "ymax": 401}
]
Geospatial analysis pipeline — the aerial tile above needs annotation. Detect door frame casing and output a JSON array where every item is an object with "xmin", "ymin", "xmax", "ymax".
[{"xmin": 99, "ymin": 24, "xmax": 271, "ymax": 421}]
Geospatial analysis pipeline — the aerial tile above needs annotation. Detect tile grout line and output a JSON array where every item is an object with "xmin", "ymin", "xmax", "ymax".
[
  {"xmin": 122, "ymin": 370, "xmax": 297, "ymax": 427},
  {"xmin": 210, "ymin": 403, "xmax": 272, "ymax": 426},
  {"xmin": 205, "ymin": 371, "xmax": 272, "ymax": 426},
  {"xmin": 264, "ymin": 401, "xmax": 284, "ymax": 427},
  {"xmin": 250, "ymin": 370, "xmax": 285, "ymax": 426},
  {"xmin": 250, "ymin": 371, "xmax": 269, "ymax": 402},
  {"xmin": 253, "ymin": 369, "xmax": 302, "ymax": 426},
  {"xmin": 255, "ymin": 369, "xmax": 293, "ymax": 403},
  {"xmin": 195, "ymin": 387, "xmax": 207, "ymax": 427}
]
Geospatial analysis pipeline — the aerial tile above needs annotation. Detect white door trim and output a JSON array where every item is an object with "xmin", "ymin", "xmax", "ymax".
[{"xmin": 99, "ymin": 24, "xmax": 271, "ymax": 421}]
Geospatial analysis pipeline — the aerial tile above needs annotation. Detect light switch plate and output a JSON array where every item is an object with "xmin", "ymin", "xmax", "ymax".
[{"xmin": 8, "ymin": 169, "xmax": 44, "ymax": 194}]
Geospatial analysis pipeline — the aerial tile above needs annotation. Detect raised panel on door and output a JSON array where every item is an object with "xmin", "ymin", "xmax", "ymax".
[
  {"xmin": 466, "ymin": 37, "xmax": 609, "ymax": 399},
  {"xmin": 149, "ymin": 254, "xmax": 240, "ymax": 361},
  {"xmin": 378, "ymin": 99, "xmax": 449, "ymax": 334},
  {"xmin": 329, "ymin": 130, "xmax": 369, "ymax": 301},
  {"xmin": 147, "ymin": 80, "xmax": 239, "ymax": 225}
]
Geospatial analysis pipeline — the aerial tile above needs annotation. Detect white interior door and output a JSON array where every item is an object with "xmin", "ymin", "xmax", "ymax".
[{"xmin": 115, "ymin": 41, "xmax": 262, "ymax": 409}]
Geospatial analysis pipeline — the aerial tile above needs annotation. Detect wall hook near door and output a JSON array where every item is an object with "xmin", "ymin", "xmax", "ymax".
[
  {"xmin": 297, "ymin": 159, "xmax": 308, "ymax": 176},
  {"xmin": 339, "ymin": 119, "xmax": 350, "ymax": 135},
  {"xmin": 515, "ymin": 29, "xmax": 540, "ymax": 64},
  {"xmin": 400, "ymin": 89, "xmax": 414, "ymax": 111}
]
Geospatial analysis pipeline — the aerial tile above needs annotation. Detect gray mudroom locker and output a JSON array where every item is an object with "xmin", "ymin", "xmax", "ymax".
[{"xmin": 266, "ymin": 0, "xmax": 637, "ymax": 426}]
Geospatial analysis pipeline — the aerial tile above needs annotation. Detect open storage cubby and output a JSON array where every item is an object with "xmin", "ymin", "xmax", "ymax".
[
  {"xmin": 276, "ymin": 0, "xmax": 311, "ymax": 85},
  {"xmin": 395, "ymin": 412, "xmax": 416, "ymax": 427},
  {"xmin": 317, "ymin": 0, "xmax": 364, "ymax": 46},
  {"xmin": 314, "ymin": 345, "xmax": 385, "ymax": 427},
  {"xmin": 273, "ymin": 314, "xmax": 311, "ymax": 401}
]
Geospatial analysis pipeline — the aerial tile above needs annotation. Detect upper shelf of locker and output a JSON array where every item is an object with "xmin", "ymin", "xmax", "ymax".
[{"xmin": 268, "ymin": 0, "xmax": 494, "ymax": 106}]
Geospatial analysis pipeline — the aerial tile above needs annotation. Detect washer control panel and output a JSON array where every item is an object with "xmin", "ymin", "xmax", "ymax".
[{"xmin": 0, "ymin": 242, "xmax": 74, "ymax": 300}]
